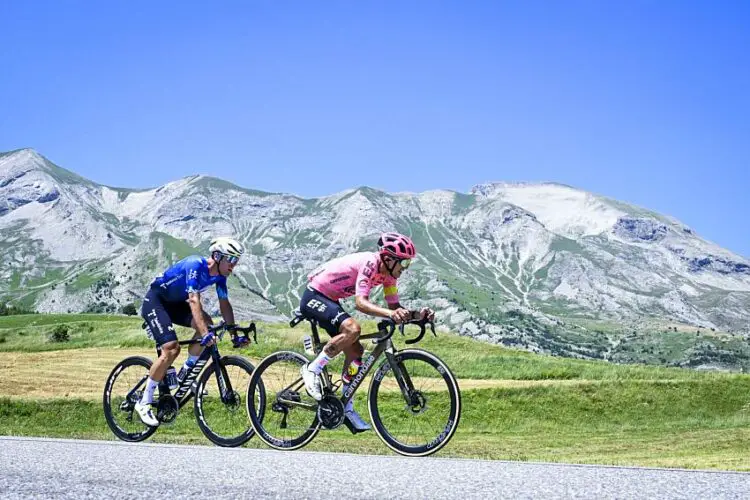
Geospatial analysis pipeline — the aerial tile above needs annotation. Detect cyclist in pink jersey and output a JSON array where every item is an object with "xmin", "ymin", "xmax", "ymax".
[{"xmin": 299, "ymin": 232, "xmax": 435, "ymax": 431}]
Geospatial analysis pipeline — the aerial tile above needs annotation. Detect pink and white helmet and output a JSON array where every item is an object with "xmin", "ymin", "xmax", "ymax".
[{"xmin": 377, "ymin": 232, "xmax": 416, "ymax": 260}]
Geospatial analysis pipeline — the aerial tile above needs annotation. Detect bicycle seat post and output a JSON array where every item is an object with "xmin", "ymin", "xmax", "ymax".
[{"xmin": 309, "ymin": 320, "xmax": 323, "ymax": 355}]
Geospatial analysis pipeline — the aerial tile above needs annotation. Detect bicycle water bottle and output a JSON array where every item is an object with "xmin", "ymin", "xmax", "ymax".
[
  {"xmin": 166, "ymin": 366, "xmax": 178, "ymax": 390},
  {"xmin": 302, "ymin": 335, "xmax": 315, "ymax": 356},
  {"xmin": 177, "ymin": 358, "xmax": 196, "ymax": 383}
]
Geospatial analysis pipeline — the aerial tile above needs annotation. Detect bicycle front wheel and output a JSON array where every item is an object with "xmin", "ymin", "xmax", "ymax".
[
  {"xmin": 103, "ymin": 356, "xmax": 158, "ymax": 442},
  {"xmin": 247, "ymin": 351, "xmax": 321, "ymax": 451},
  {"xmin": 368, "ymin": 349, "xmax": 461, "ymax": 457},
  {"xmin": 194, "ymin": 355, "xmax": 264, "ymax": 447}
]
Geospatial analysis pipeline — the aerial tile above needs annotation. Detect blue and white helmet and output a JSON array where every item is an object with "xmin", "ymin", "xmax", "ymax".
[{"xmin": 209, "ymin": 237, "xmax": 244, "ymax": 258}]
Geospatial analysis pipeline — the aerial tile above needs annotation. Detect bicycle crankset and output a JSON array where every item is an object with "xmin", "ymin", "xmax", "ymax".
[
  {"xmin": 156, "ymin": 394, "xmax": 179, "ymax": 424},
  {"xmin": 317, "ymin": 395, "xmax": 345, "ymax": 430}
]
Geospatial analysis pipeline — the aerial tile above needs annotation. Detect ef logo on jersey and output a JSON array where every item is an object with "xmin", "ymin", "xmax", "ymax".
[{"xmin": 306, "ymin": 299, "xmax": 327, "ymax": 313}]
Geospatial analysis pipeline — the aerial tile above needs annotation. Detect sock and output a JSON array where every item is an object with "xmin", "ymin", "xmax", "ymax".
[
  {"xmin": 309, "ymin": 351, "xmax": 333, "ymax": 374},
  {"xmin": 342, "ymin": 388, "xmax": 354, "ymax": 412},
  {"xmin": 140, "ymin": 377, "xmax": 159, "ymax": 405},
  {"xmin": 342, "ymin": 358, "xmax": 363, "ymax": 384}
]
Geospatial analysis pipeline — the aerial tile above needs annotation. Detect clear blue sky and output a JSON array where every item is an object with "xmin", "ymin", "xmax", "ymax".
[{"xmin": 1, "ymin": 1, "xmax": 748, "ymax": 257}]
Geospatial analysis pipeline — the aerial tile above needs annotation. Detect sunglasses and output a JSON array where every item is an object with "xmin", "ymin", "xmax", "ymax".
[
  {"xmin": 222, "ymin": 255, "xmax": 240, "ymax": 265},
  {"xmin": 398, "ymin": 258, "xmax": 411, "ymax": 269}
]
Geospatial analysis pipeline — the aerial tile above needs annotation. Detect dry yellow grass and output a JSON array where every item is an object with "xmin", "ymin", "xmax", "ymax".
[
  {"xmin": 0, "ymin": 348, "xmax": 153, "ymax": 400},
  {"xmin": 0, "ymin": 348, "xmax": 615, "ymax": 400}
]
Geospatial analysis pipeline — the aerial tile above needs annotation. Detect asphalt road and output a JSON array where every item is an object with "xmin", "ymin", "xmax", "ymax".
[{"xmin": 1, "ymin": 437, "xmax": 748, "ymax": 499}]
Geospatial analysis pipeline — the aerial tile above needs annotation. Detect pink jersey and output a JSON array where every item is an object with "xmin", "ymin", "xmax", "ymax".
[{"xmin": 307, "ymin": 252, "xmax": 400, "ymax": 304}]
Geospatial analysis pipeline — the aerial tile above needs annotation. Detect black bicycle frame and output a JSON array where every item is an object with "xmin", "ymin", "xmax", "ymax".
[{"xmin": 151, "ymin": 340, "xmax": 229, "ymax": 409}]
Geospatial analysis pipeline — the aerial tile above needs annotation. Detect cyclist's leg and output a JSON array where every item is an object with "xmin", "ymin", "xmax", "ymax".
[
  {"xmin": 299, "ymin": 287, "xmax": 352, "ymax": 399},
  {"xmin": 299, "ymin": 291, "xmax": 370, "ymax": 430},
  {"xmin": 341, "ymin": 340, "xmax": 364, "ymax": 382},
  {"xmin": 336, "ymin": 325, "xmax": 370, "ymax": 431},
  {"xmin": 300, "ymin": 287, "xmax": 354, "ymax": 372},
  {"xmin": 138, "ymin": 290, "xmax": 180, "ymax": 425},
  {"xmin": 321, "ymin": 317, "xmax": 361, "ymax": 361},
  {"xmin": 141, "ymin": 290, "xmax": 181, "ymax": 383},
  {"xmin": 169, "ymin": 303, "xmax": 209, "ymax": 379}
]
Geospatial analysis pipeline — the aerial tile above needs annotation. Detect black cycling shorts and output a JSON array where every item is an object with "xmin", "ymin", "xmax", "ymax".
[
  {"xmin": 140, "ymin": 288, "xmax": 194, "ymax": 346},
  {"xmin": 299, "ymin": 285, "xmax": 351, "ymax": 336}
]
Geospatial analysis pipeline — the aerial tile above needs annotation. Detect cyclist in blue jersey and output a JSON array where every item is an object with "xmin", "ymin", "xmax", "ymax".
[{"xmin": 135, "ymin": 237, "xmax": 246, "ymax": 426}]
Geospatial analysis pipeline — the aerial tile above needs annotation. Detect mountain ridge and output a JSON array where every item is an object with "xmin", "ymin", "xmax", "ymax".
[{"xmin": 2, "ymin": 148, "xmax": 749, "ymax": 368}]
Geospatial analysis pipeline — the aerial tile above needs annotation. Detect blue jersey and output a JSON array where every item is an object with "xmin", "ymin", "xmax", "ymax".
[{"xmin": 150, "ymin": 256, "xmax": 228, "ymax": 303}]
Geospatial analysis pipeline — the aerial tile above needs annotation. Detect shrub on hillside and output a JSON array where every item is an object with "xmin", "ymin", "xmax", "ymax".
[
  {"xmin": 120, "ymin": 303, "xmax": 138, "ymax": 316},
  {"xmin": 49, "ymin": 325, "xmax": 70, "ymax": 343},
  {"xmin": 84, "ymin": 302, "xmax": 116, "ymax": 314}
]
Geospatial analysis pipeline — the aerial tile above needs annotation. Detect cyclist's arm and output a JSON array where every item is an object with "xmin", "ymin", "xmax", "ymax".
[
  {"xmin": 355, "ymin": 258, "xmax": 408, "ymax": 321},
  {"xmin": 354, "ymin": 295, "xmax": 394, "ymax": 319},
  {"xmin": 185, "ymin": 261, "xmax": 211, "ymax": 335},
  {"xmin": 354, "ymin": 261, "xmax": 392, "ymax": 318},
  {"xmin": 385, "ymin": 285, "xmax": 433, "ymax": 321},
  {"xmin": 187, "ymin": 292, "xmax": 210, "ymax": 335},
  {"xmin": 219, "ymin": 298, "xmax": 236, "ymax": 326},
  {"xmin": 382, "ymin": 279, "xmax": 410, "ymax": 321}
]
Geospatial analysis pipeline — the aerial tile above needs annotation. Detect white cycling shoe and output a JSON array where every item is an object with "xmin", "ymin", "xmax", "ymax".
[
  {"xmin": 134, "ymin": 401, "xmax": 160, "ymax": 427},
  {"xmin": 300, "ymin": 363, "xmax": 323, "ymax": 401}
]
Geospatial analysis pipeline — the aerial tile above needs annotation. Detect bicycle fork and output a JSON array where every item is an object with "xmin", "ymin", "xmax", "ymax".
[{"xmin": 384, "ymin": 350, "xmax": 419, "ymax": 408}]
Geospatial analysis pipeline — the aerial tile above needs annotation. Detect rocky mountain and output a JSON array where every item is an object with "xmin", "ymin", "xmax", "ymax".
[{"xmin": 3, "ymin": 148, "xmax": 749, "ymax": 368}]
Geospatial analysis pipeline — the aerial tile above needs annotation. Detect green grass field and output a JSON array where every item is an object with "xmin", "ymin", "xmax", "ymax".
[{"xmin": 1, "ymin": 313, "xmax": 750, "ymax": 470}]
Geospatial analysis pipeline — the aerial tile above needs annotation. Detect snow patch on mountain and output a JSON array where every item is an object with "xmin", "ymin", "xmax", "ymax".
[{"xmin": 472, "ymin": 182, "xmax": 627, "ymax": 238}]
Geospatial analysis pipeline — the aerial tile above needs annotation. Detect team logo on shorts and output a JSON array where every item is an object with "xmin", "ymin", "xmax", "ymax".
[
  {"xmin": 307, "ymin": 299, "xmax": 327, "ymax": 312},
  {"xmin": 332, "ymin": 311, "xmax": 346, "ymax": 325}
]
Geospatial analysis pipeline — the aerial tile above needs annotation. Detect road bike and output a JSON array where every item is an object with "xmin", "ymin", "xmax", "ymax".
[
  {"xmin": 246, "ymin": 312, "xmax": 460, "ymax": 456},
  {"xmin": 103, "ymin": 322, "xmax": 264, "ymax": 447}
]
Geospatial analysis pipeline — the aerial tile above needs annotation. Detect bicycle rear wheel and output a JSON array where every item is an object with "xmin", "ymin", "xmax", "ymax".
[
  {"xmin": 368, "ymin": 349, "xmax": 461, "ymax": 457},
  {"xmin": 103, "ymin": 356, "xmax": 158, "ymax": 442},
  {"xmin": 247, "ymin": 351, "xmax": 321, "ymax": 450},
  {"xmin": 194, "ymin": 355, "xmax": 264, "ymax": 447}
]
